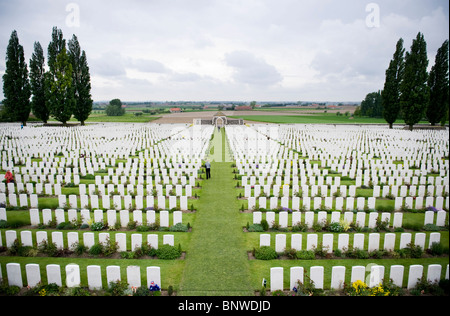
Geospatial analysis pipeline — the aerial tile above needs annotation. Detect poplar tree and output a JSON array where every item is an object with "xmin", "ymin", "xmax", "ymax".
[
  {"xmin": 68, "ymin": 35, "xmax": 93, "ymax": 126},
  {"xmin": 427, "ymin": 40, "xmax": 449, "ymax": 126},
  {"xmin": 47, "ymin": 27, "xmax": 66, "ymax": 73},
  {"xmin": 400, "ymin": 32, "xmax": 429, "ymax": 131},
  {"xmin": 47, "ymin": 47, "xmax": 75, "ymax": 124},
  {"xmin": 45, "ymin": 27, "xmax": 75, "ymax": 124},
  {"xmin": 2, "ymin": 30, "xmax": 31, "ymax": 125},
  {"xmin": 382, "ymin": 38, "xmax": 404, "ymax": 129},
  {"xmin": 29, "ymin": 41, "xmax": 49, "ymax": 123}
]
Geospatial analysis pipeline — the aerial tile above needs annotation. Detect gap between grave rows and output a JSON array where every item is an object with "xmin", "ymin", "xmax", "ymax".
[{"xmin": 178, "ymin": 128, "xmax": 253, "ymax": 296}]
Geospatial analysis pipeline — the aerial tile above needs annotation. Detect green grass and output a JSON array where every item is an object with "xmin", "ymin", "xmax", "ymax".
[{"xmin": 178, "ymin": 162, "xmax": 254, "ymax": 296}]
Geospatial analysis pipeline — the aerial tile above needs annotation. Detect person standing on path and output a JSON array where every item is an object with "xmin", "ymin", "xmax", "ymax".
[{"xmin": 205, "ymin": 160, "xmax": 211, "ymax": 179}]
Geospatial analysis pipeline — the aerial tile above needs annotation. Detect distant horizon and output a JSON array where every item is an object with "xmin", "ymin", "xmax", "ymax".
[{"xmin": 93, "ymin": 100, "xmax": 361, "ymax": 105}]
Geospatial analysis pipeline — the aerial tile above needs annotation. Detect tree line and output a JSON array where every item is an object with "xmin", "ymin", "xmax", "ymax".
[
  {"xmin": 1, "ymin": 27, "xmax": 92, "ymax": 126},
  {"xmin": 358, "ymin": 32, "xmax": 449, "ymax": 130}
]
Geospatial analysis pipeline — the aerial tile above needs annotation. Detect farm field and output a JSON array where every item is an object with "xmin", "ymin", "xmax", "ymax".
[
  {"xmin": 0, "ymin": 122, "xmax": 448, "ymax": 296},
  {"xmin": 228, "ymin": 113, "xmax": 432, "ymax": 125}
]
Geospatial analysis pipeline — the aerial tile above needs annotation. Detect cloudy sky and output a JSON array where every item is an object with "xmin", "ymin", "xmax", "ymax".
[{"xmin": 0, "ymin": 0, "xmax": 448, "ymax": 102}]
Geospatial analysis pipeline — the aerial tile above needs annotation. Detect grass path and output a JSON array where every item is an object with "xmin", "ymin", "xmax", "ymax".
[{"xmin": 178, "ymin": 128, "xmax": 253, "ymax": 296}]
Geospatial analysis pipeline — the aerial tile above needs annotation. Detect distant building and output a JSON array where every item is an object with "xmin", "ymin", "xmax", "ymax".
[
  {"xmin": 170, "ymin": 108, "xmax": 182, "ymax": 113},
  {"xmin": 194, "ymin": 111, "xmax": 243, "ymax": 126}
]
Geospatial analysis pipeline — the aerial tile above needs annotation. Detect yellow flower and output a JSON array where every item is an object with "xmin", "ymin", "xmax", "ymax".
[{"xmin": 352, "ymin": 280, "xmax": 368, "ymax": 294}]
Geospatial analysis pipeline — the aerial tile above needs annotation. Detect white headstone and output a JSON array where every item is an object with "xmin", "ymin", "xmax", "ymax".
[
  {"xmin": 87, "ymin": 265, "xmax": 102, "ymax": 290},
  {"xmin": 407, "ymin": 265, "xmax": 423, "ymax": 289},
  {"xmin": 270, "ymin": 267, "xmax": 283, "ymax": 292},
  {"xmin": 275, "ymin": 234, "xmax": 286, "ymax": 253},
  {"xmin": 331, "ymin": 266, "xmax": 346, "ymax": 290},
  {"xmin": 310, "ymin": 266, "xmax": 324, "ymax": 289},
  {"xmin": 65, "ymin": 264, "xmax": 81, "ymax": 288},
  {"xmin": 290, "ymin": 266, "xmax": 303, "ymax": 291}
]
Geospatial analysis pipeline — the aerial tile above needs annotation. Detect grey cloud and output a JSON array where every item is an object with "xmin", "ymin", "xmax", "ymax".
[
  {"xmin": 225, "ymin": 51, "xmax": 283, "ymax": 86},
  {"xmin": 127, "ymin": 58, "xmax": 171, "ymax": 74},
  {"xmin": 91, "ymin": 52, "xmax": 127, "ymax": 77}
]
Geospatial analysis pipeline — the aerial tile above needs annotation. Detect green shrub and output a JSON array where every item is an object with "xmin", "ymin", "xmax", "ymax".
[
  {"xmin": 107, "ymin": 280, "xmax": 129, "ymax": 296},
  {"xmin": 38, "ymin": 240, "xmax": 61, "ymax": 257},
  {"xmin": 353, "ymin": 249, "xmax": 369, "ymax": 259},
  {"xmin": 423, "ymin": 224, "xmax": 441, "ymax": 231},
  {"xmin": 57, "ymin": 221, "xmax": 75, "ymax": 230},
  {"xmin": 247, "ymin": 224, "xmax": 264, "ymax": 232},
  {"xmin": 406, "ymin": 243, "xmax": 423, "ymax": 258},
  {"xmin": 89, "ymin": 243, "xmax": 104, "ymax": 256},
  {"xmin": 156, "ymin": 244, "xmax": 181, "ymax": 260},
  {"xmin": 0, "ymin": 282, "xmax": 20, "ymax": 296},
  {"xmin": 103, "ymin": 238, "xmax": 119, "ymax": 257},
  {"xmin": 260, "ymin": 219, "xmax": 269, "ymax": 231},
  {"xmin": 411, "ymin": 276, "xmax": 445, "ymax": 296},
  {"xmin": 90, "ymin": 222, "xmax": 104, "ymax": 231},
  {"xmin": 291, "ymin": 223, "xmax": 307, "ymax": 232},
  {"xmin": 72, "ymin": 242, "xmax": 88, "ymax": 256},
  {"xmin": 296, "ymin": 250, "xmax": 315, "ymax": 260},
  {"xmin": 429, "ymin": 242, "xmax": 446, "ymax": 256},
  {"xmin": 133, "ymin": 287, "xmax": 150, "ymax": 296},
  {"xmin": 329, "ymin": 222, "xmax": 343, "ymax": 232},
  {"xmin": 169, "ymin": 223, "xmax": 189, "ymax": 232},
  {"xmin": 66, "ymin": 287, "xmax": 91, "ymax": 296},
  {"xmin": 272, "ymin": 290, "xmax": 285, "ymax": 296},
  {"xmin": 254, "ymin": 246, "xmax": 278, "ymax": 260}
]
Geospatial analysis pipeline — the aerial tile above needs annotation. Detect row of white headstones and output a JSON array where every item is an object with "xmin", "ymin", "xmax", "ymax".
[{"xmin": 0, "ymin": 123, "xmax": 214, "ymax": 290}]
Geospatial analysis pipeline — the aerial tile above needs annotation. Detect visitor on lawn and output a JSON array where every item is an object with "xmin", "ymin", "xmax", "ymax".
[
  {"xmin": 205, "ymin": 160, "xmax": 211, "ymax": 179},
  {"xmin": 5, "ymin": 170, "xmax": 14, "ymax": 183}
]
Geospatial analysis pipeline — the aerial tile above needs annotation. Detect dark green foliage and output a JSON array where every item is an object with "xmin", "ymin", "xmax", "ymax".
[
  {"xmin": 254, "ymin": 246, "xmax": 278, "ymax": 260},
  {"xmin": 68, "ymin": 35, "xmax": 93, "ymax": 125},
  {"xmin": 260, "ymin": 219, "xmax": 269, "ymax": 231},
  {"xmin": 247, "ymin": 223, "xmax": 264, "ymax": 232},
  {"xmin": 88, "ymin": 243, "xmax": 104, "ymax": 256},
  {"xmin": 106, "ymin": 280, "xmax": 128, "ymax": 296},
  {"xmin": 429, "ymin": 242, "xmax": 447, "ymax": 256},
  {"xmin": 382, "ymin": 38, "xmax": 405, "ymax": 128},
  {"xmin": 156, "ymin": 244, "xmax": 181, "ymax": 259},
  {"xmin": 400, "ymin": 32, "xmax": 430, "ymax": 130},
  {"xmin": 360, "ymin": 91, "xmax": 383, "ymax": 118},
  {"xmin": 106, "ymin": 98, "xmax": 125, "ymax": 116},
  {"xmin": 296, "ymin": 250, "xmax": 315, "ymax": 260},
  {"xmin": 2, "ymin": 30, "xmax": 31, "ymax": 125},
  {"xmin": 47, "ymin": 27, "xmax": 66, "ymax": 73},
  {"xmin": 427, "ymin": 40, "xmax": 449, "ymax": 126},
  {"xmin": 0, "ymin": 282, "xmax": 21, "ymax": 296},
  {"xmin": 168, "ymin": 285, "xmax": 174, "ymax": 296},
  {"xmin": 46, "ymin": 46, "xmax": 75, "ymax": 124},
  {"xmin": 29, "ymin": 41, "xmax": 49, "ymax": 123},
  {"xmin": 168, "ymin": 223, "xmax": 189, "ymax": 232}
]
